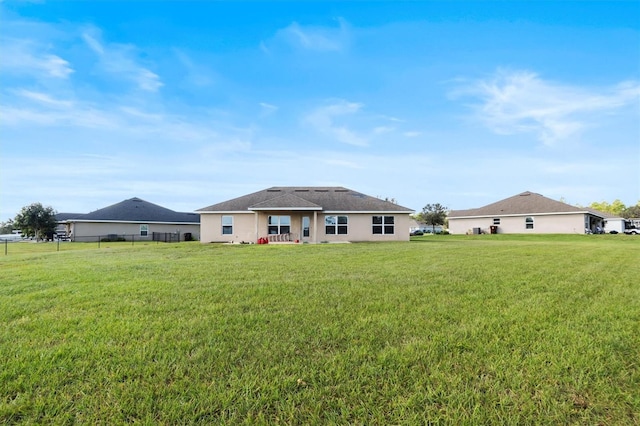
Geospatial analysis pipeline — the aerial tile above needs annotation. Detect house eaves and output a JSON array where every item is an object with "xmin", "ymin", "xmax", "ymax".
[
  {"xmin": 197, "ymin": 187, "xmax": 414, "ymax": 213},
  {"xmin": 450, "ymin": 211, "xmax": 598, "ymax": 220}
]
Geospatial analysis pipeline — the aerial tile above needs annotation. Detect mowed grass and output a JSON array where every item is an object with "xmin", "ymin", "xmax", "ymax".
[{"xmin": 1, "ymin": 236, "xmax": 638, "ymax": 424}]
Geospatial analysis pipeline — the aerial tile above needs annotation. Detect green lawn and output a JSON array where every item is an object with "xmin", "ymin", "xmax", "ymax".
[{"xmin": 1, "ymin": 236, "xmax": 639, "ymax": 424}]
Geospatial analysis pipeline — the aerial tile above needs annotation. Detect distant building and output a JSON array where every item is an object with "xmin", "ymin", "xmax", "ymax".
[
  {"xmin": 58, "ymin": 197, "xmax": 200, "ymax": 242},
  {"xmin": 448, "ymin": 191, "xmax": 606, "ymax": 234}
]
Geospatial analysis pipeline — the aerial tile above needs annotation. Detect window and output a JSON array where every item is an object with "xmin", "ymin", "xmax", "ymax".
[
  {"xmin": 140, "ymin": 224, "xmax": 149, "ymax": 236},
  {"xmin": 525, "ymin": 217, "xmax": 534, "ymax": 229},
  {"xmin": 493, "ymin": 218, "xmax": 501, "ymax": 225},
  {"xmin": 222, "ymin": 216, "xmax": 233, "ymax": 235},
  {"xmin": 268, "ymin": 216, "xmax": 291, "ymax": 234},
  {"xmin": 372, "ymin": 216, "xmax": 395, "ymax": 234},
  {"xmin": 325, "ymin": 215, "xmax": 348, "ymax": 234}
]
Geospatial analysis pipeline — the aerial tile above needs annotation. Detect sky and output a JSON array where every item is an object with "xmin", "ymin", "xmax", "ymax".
[{"xmin": 1, "ymin": 1, "xmax": 639, "ymax": 219}]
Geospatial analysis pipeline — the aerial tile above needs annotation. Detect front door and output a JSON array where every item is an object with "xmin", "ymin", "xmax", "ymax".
[{"xmin": 302, "ymin": 216, "xmax": 310, "ymax": 242}]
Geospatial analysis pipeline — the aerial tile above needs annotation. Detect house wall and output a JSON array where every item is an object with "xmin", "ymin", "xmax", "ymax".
[
  {"xmin": 200, "ymin": 213, "xmax": 257, "ymax": 243},
  {"xmin": 448, "ymin": 213, "xmax": 587, "ymax": 235},
  {"xmin": 200, "ymin": 212, "xmax": 411, "ymax": 243},
  {"xmin": 70, "ymin": 222, "xmax": 200, "ymax": 241}
]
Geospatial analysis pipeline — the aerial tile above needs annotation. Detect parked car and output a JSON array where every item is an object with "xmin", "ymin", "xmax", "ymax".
[{"xmin": 624, "ymin": 227, "xmax": 639, "ymax": 235}]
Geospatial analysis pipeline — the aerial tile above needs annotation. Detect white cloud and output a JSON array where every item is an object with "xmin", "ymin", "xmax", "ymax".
[
  {"xmin": 304, "ymin": 100, "xmax": 368, "ymax": 146},
  {"xmin": 453, "ymin": 69, "xmax": 640, "ymax": 145},
  {"xmin": 15, "ymin": 89, "xmax": 73, "ymax": 108},
  {"xmin": 268, "ymin": 18, "xmax": 350, "ymax": 52},
  {"xmin": 82, "ymin": 28, "xmax": 163, "ymax": 92},
  {"xmin": 0, "ymin": 38, "xmax": 74, "ymax": 79}
]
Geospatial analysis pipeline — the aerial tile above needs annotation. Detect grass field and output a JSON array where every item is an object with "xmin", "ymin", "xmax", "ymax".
[{"xmin": 1, "ymin": 235, "xmax": 639, "ymax": 424}]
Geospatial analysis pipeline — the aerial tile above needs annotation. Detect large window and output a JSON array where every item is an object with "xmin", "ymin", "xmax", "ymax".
[
  {"xmin": 140, "ymin": 224, "xmax": 149, "ymax": 237},
  {"xmin": 325, "ymin": 215, "xmax": 348, "ymax": 234},
  {"xmin": 222, "ymin": 215, "xmax": 233, "ymax": 235},
  {"xmin": 268, "ymin": 216, "xmax": 290, "ymax": 234},
  {"xmin": 372, "ymin": 216, "xmax": 395, "ymax": 234},
  {"xmin": 525, "ymin": 216, "xmax": 534, "ymax": 229}
]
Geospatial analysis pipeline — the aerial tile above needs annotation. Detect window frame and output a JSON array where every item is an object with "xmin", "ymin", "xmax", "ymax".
[
  {"xmin": 140, "ymin": 224, "xmax": 149, "ymax": 237},
  {"xmin": 268, "ymin": 215, "xmax": 291, "ymax": 235},
  {"xmin": 325, "ymin": 215, "xmax": 348, "ymax": 235},
  {"xmin": 493, "ymin": 218, "xmax": 501, "ymax": 225},
  {"xmin": 372, "ymin": 215, "xmax": 395, "ymax": 235},
  {"xmin": 222, "ymin": 215, "xmax": 233, "ymax": 235},
  {"xmin": 525, "ymin": 216, "xmax": 534, "ymax": 230}
]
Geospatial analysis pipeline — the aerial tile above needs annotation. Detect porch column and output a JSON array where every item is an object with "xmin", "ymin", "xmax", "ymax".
[
  {"xmin": 254, "ymin": 212, "xmax": 259, "ymax": 242},
  {"xmin": 313, "ymin": 211, "xmax": 318, "ymax": 243}
]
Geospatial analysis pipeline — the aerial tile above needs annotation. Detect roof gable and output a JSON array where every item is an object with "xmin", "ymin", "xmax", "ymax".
[
  {"xmin": 197, "ymin": 187, "xmax": 413, "ymax": 213},
  {"xmin": 449, "ymin": 191, "xmax": 588, "ymax": 217},
  {"xmin": 67, "ymin": 197, "xmax": 199, "ymax": 223}
]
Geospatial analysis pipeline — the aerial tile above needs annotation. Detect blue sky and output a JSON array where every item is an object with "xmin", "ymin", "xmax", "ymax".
[{"xmin": 1, "ymin": 1, "xmax": 638, "ymax": 219}]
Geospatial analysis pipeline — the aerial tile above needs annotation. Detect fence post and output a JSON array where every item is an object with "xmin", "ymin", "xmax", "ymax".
[
  {"xmin": 98, "ymin": 236, "xmax": 101, "ymax": 249},
  {"xmin": 4, "ymin": 239, "xmax": 7, "ymax": 256},
  {"xmin": 132, "ymin": 235, "xmax": 135, "ymax": 246},
  {"xmin": 57, "ymin": 238, "xmax": 60, "ymax": 252}
]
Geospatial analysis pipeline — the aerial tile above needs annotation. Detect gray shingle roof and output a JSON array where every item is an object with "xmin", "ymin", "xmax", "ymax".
[
  {"xmin": 449, "ymin": 191, "xmax": 598, "ymax": 217},
  {"xmin": 62, "ymin": 198, "xmax": 199, "ymax": 223},
  {"xmin": 197, "ymin": 187, "xmax": 414, "ymax": 213}
]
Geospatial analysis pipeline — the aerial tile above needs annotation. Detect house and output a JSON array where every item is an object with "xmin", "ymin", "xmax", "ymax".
[
  {"xmin": 448, "ymin": 191, "xmax": 606, "ymax": 235},
  {"xmin": 409, "ymin": 219, "xmax": 443, "ymax": 234},
  {"xmin": 592, "ymin": 210, "xmax": 626, "ymax": 234},
  {"xmin": 59, "ymin": 197, "xmax": 200, "ymax": 242},
  {"xmin": 197, "ymin": 187, "xmax": 414, "ymax": 243}
]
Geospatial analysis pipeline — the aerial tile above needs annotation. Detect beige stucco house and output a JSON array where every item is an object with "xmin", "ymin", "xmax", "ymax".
[
  {"xmin": 59, "ymin": 197, "xmax": 200, "ymax": 242},
  {"xmin": 448, "ymin": 191, "xmax": 606, "ymax": 235},
  {"xmin": 197, "ymin": 187, "xmax": 414, "ymax": 243}
]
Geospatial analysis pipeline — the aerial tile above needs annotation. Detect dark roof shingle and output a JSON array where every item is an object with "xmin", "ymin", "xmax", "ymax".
[
  {"xmin": 449, "ymin": 191, "xmax": 594, "ymax": 217},
  {"xmin": 197, "ymin": 187, "xmax": 413, "ymax": 213},
  {"xmin": 63, "ymin": 197, "xmax": 199, "ymax": 223}
]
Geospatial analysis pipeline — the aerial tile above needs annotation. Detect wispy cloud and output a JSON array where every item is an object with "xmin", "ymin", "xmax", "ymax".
[
  {"xmin": 452, "ymin": 69, "xmax": 640, "ymax": 145},
  {"xmin": 81, "ymin": 27, "xmax": 163, "ymax": 92},
  {"xmin": 14, "ymin": 89, "xmax": 73, "ymax": 108},
  {"xmin": 266, "ymin": 18, "xmax": 350, "ymax": 53},
  {"xmin": 0, "ymin": 38, "xmax": 74, "ymax": 79},
  {"xmin": 304, "ymin": 100, "xmax": 368, "ymax": 147}
]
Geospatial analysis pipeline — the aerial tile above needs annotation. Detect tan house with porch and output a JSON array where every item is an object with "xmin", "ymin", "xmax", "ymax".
[
  {"xmin": 448, "ymin": 191, "xmax": 606, "ymax": 235},
  {"xmin": 197, "ymin": 187, "xmax": 414, "ymax": 243}
]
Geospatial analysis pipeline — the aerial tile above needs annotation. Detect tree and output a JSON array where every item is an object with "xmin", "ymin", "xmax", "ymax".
[
  {"xmin": 0, "ymin": 219, "xmax": 15, "ymax": 234},
  {"xmin": 621, "ymin": 203, "xmax": 640, "ymax": 219},
  {"xmin": 418, "ymin": 203, "xmax": 448, "ymax": 233},
  {"xmin": 13, "ymin": 203, "xmax": 58, "ymax": 241},
  {"xmin": 589, "ymin": 200, "xmax": 627, "ymax": 216}
]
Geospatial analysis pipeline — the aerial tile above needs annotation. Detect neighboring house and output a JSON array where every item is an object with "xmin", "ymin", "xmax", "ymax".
[
  {"xmin": 409, "ymin": 219, "xmax": 443, "ymax": 234},
  {"xmin": 197, "ymin": 186, "xmax": 414, "ymax": 243},
  {"xmin": 591, "ymin": 210, "xmax": 626, "ymax": 233},
  {"xmin": 59, "ymin": 197, "xmax": 200, "ymax": 242},
  {"xmin": 448, "ymin": 191, "xmax": 606, "ymax": 235}
]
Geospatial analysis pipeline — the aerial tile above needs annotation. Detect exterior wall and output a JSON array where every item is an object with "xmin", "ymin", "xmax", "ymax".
[
  {"xmin": 70, "ymin": 221, "xmax": 200, "ymax": 241},
  {"xmin": 448, "ymin": 213, "xmax": 587, "ymax": 235},
  {"xmin": 200, "ymin": 212, "xmax": 257, "ymax": 243},
  {"xmin": 200, "ymin": 212, "xmax": 411, "ymax": 243}
]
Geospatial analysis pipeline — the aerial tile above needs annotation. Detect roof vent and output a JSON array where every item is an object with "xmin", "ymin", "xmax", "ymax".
[{"xmin": 267, "ymin": 189, "xmax": 281, "ymax": 192}]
